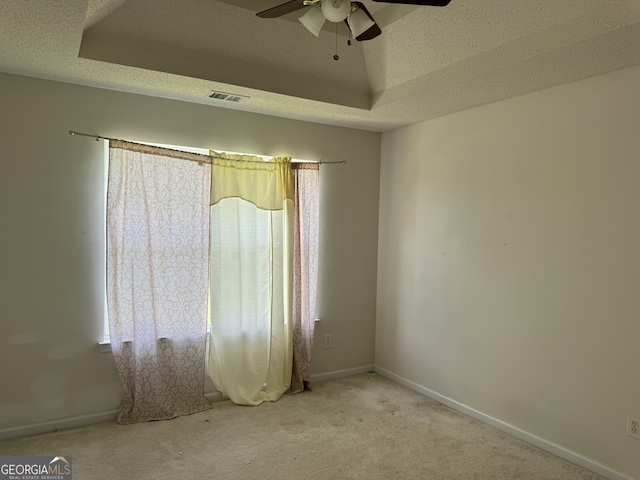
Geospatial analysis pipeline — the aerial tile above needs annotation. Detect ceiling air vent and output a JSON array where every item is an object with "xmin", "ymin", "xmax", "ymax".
[{"xmin": 207, "ymin": 91, "xmax": 249, "ymax": 103}]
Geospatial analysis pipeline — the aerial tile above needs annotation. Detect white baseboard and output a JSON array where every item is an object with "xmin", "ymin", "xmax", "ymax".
[
  {"xmin": 14, "ymin": 362, "xmax": 628, "ymax": 480},
  {"xmin": 205, "ymin": 391, "xmax": 223, "ymax": 403},
  {"xmin": 0, "ymin": 370, "xmax": 373, "ymax": 441},
  {"xmin": 310, "ymin": 364, "xmax": 375, "ymax": 383},
  {"xmin": 0, "ymin": 410, "xmax": 118, "ymax": 442},
  {"xmin": 0, "ymin": 372, "xmax": 374, "ymax": 440},
  {"xmin": 1, "ymin": 394, "xmax": 224, "ymax": 442},
  {"xmin": 375, "ymin": 366, "xmax": 635, "ymax": 480}
]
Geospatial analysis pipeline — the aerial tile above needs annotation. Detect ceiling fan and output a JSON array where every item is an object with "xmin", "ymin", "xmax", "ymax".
[{"xmin": 257, "ymin": 0, "xmax": 452, "ymax": 42}]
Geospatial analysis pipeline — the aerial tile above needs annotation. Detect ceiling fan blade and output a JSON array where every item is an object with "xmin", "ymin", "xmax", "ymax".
[
  {"xmin": 347, "ymin": 2, "xmax": 381, "ymax": 41},
  {"xmin": 357, "ymin": 22, "xmax": 381, "ymax": 41},
  {"xmin": 257, "ymin": 0, "xmax": 306, "ymax": 18},
  {"xmin": 371, "ymin": 0, "xmax": 452, "ymax": 5}
]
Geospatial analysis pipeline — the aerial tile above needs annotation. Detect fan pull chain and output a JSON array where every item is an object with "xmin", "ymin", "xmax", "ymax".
[{"xmin": 333, "ymin": 23, "xmax": 340, "ymax": 61}]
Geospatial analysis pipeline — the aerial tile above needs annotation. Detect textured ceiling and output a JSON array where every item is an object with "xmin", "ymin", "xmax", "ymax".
[{"xmin": 1, "ymin": 0, "xmax": 640, "ymax": 132}]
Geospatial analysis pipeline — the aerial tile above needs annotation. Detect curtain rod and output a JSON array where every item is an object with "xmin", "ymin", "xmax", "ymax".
[{"xmin": 68, "ymin": 130, "xmax": 347, "ymax": 165}]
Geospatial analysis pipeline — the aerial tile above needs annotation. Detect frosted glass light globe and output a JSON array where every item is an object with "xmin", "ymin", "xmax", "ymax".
[{"xmin": 321, "ymin": 0, "xmax": 351, "ymax": 22}]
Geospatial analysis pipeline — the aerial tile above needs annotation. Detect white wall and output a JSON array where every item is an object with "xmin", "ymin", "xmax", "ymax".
[
  {"xmin": 376, "ymin": 64, "xmax": 640, "ymax": 479},
  {"xmin": 0, "ymin": 73, "xmax": 380, "ymax": 435}
]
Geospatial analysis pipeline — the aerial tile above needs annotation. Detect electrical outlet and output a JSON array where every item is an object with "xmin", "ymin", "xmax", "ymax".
[
  {"xmin": 627, "ymin": 415, "xmax": 640, "ymax": 440},
  {"xmin": 324, "ymin": 334, "xmax": 332, "ymax": 349}
]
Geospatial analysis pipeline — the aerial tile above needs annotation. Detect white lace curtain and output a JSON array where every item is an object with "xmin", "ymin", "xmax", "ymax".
[
  {"xmin": 106, "ymin": 141, "xmax": 212, "ymax": 424},
  {"xmin": 290, "ymin": 164, "xmax": 320, "ymax": 394}
]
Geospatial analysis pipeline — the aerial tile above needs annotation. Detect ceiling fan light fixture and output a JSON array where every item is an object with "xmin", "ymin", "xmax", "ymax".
[
  {"xmin": 347, "ymin": 7, "xmax": 375, "ymax": 38},
  {"xmin": 299, "ymin": 5, "xmax": 326, "ymax": 37},
  {"xmin": 321, "ymin": 0, "xmax": 351, "ymax": 22}
]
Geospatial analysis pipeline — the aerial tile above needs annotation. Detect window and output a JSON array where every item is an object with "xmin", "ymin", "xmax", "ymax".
[
  {"xmin": 100, "ymin": 141, "xmax": 212, "ymax": 351},
  {"xmin": 99, "ymin": 141, "xmax": 316, "ymax": 351}
]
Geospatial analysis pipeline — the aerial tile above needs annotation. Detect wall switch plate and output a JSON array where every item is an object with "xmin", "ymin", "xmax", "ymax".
[
  {"xmin": 627, "ymin": 414, "xmax": 640, "ymax": 440},
  {"xmin": 324, "ymin": 334, "xmax": 332, "ymax": 349}
]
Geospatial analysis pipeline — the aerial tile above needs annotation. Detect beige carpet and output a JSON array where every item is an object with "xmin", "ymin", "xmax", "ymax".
[{"xmin": 0, "ymin": 373, "xmax": 605, "ymax": 479}]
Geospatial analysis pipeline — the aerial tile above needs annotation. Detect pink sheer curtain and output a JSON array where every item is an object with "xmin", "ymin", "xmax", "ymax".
[
  {"xmin": 106, "ymin": 140, "xmax": 212, "ymax": 424},
  {"xmin": 289, "ymin": 164, "xmax": 320, "ymax": 394}
]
